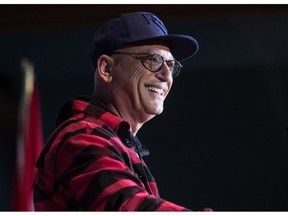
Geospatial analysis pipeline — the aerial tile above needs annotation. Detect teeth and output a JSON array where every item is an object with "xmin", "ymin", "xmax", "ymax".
[{"xmin": 146, "ymin": 86, "xmax": 164, "ymax": 95}]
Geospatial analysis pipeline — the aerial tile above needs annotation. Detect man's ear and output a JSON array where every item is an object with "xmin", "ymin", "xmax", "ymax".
[{"xmin": 97, "ymin": 55, "xmax": 113, "ymax": 83}]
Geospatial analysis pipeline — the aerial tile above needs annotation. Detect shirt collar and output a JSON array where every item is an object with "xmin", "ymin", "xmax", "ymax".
[{"xmin": 57, "ymin": 96, "xmax": 150, "ymax": 157}]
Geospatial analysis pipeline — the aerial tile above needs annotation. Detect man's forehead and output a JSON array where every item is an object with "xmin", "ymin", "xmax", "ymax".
[
  {"xmin": 120, "ymin": 42, "xmax": 173, "ymax": 58},
  {"xmin": 137, "ymin": 45, "xmax": 173, "ymax": 57}
]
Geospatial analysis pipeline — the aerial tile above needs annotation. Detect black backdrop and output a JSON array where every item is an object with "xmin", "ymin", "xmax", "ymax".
[{"xmin": 1, "ymin": 5, "xmax": 288, "ymax": 211}]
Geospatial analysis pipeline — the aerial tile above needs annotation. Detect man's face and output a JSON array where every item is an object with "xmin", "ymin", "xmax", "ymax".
[{"xmin": 110, "ymin": 44, "xmax": 174, "ymax": 123}]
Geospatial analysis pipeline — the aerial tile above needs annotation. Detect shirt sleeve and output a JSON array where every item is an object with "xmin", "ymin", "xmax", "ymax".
[{"xmin": 49, "ymin": 131, "xmax": 189, "ymax": 211}]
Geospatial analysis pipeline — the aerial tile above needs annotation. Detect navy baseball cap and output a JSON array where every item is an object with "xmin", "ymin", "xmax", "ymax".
[{"xmin": 90, "ymin": 12, "xmax": 199, "ymax": 69}]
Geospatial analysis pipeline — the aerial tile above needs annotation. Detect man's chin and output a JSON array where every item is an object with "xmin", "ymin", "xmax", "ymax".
[{"xmin": 150, "ymin": 108, "xmax": 164, "ymax": 116}]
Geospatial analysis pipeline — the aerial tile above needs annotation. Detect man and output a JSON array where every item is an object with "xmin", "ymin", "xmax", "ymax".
[{"xmin": 33, "ymin": 11, "xmax": 203, "ymax": 211}]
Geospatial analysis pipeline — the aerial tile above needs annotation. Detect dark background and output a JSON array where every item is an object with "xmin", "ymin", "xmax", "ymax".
[{"xmin": 1, "ymin": 5, "xmax": 288, "ymax": 211}]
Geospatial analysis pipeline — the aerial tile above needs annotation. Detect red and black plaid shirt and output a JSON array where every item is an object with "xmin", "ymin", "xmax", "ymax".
[{"xmin": 33, "ymin": 97, "xmax": 188, "ymax": 211}]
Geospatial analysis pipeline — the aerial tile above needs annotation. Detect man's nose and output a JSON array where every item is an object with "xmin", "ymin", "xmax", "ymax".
[{"xmin": 155, "ymin": 62, "xmax": 173, "ymax": 82}]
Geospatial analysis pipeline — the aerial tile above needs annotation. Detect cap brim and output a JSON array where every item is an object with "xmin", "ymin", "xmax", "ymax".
[
  {"xmin": 126, "ymin": 34, "xmax": 199, "ymax": 61},
  {"xmin": 161, "ymin": 34, "xmax": 199, "ymax": 61}
]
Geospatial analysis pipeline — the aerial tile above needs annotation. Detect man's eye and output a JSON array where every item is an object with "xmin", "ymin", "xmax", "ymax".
[
  {"xmin": 151, "ymin": 55, "xmax": 162, "ymax": 63},
  {"xmin": 166, "ymin": 61, "xmax": 175, "ymax": 68}
]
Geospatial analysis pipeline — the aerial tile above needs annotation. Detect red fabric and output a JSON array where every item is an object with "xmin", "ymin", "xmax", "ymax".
[
  {"xmin": 33, "ymin": 97, "xmax": 188, "ymax": 211},
  {"xmin": 12, "ymin": 80, "xmax": 43, "ymax": 211}
]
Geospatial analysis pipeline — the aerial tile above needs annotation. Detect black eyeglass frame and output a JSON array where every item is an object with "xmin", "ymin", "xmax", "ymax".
[{"xmin": 111, "ymin": 52, "xmax": 183, "ymax": 78}]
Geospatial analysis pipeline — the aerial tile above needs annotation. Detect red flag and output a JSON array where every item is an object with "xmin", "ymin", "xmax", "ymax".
[{"xmin": 11, "ymin": 58, "xmax": 44, "ymax": 211}]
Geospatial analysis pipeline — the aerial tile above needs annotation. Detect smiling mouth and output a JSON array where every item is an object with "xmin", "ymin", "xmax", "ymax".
[{"xmin": 146, "ymin": 86, "xmax": 165, "ymax": 95}]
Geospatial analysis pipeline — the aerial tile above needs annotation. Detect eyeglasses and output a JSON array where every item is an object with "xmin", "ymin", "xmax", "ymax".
[{"xmin": 112, "ymin": 52, "xmax": 183, "ymax": 78}]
